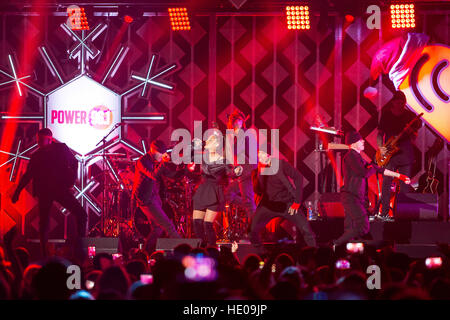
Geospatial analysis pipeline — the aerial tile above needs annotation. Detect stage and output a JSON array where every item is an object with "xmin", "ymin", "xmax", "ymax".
[
  {"xmin": 217, "ymin": 220, "xmax": 450, "ymax": 260},
  {"xmin": 0, "ymin": 0, "xmax": 449, "ymax": 302},
  {"xmin": 19, "ymin": 219, "xmax": 450, "ymax": 261}
]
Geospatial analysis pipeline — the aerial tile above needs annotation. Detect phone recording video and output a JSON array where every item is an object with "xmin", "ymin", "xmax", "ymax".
[
  {"xmin": 140, "ymin": 274, "xmax": 153, "ymax": 285},
  {"xmin": 182, "ymin": 255, "xmax": 217, "ymax": 281},
  {"xmin": 336, "ymin": 259, "xmax": 351, "ymax": 270},
  {"xmin": 88, "ymin": 246, "xmax": 95, "ymax": 259},
  {"xmin": 346, "ymin": 242, "xmax": 364, "ymax": 254},
  {"xmin": 85, "ymin": 280, "xmax": 95, "ymax": 290},
  {"xmin": 425, "ymin": 257, "xmax": 442, "ymax": 269},
  {"xmin": 112, "ymin": 253, "xmax": 122, "ymax": 261}
]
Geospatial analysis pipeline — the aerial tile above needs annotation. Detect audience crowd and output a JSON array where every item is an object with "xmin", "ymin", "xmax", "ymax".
[{"xmin": 0, "ymin": 227, "xmax": 449, "ymax": 300}]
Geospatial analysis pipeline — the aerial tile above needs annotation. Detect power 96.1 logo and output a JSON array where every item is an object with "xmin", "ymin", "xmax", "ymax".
[{"xmin": 89, "ymin": 105, "xmax": 113, "ymax": 130}]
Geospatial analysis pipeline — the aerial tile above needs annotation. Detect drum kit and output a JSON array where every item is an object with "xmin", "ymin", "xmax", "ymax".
[
  {"xmin": 87, "ymin": 152, "xmax": 197, "ymax": 241},
  {"xmin": 216, "ymin": 203, "xmax": 249, "ymax": 242},
  {"xmin": 87, "ymin": 152, "xmax": 250, "ymax": 243}
]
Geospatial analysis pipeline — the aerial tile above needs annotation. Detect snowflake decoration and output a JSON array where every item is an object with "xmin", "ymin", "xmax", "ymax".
[{"xmin": 0, "ymin": 22, "xmax": 180, "ymax": 217}]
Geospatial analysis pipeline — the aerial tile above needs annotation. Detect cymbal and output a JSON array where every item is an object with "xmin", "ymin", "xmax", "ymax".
[
  {"xmin": 111, "ymin": 159, "xmax": 136, "ymax": 164},
  {"xmin": 91, "ymin": 152, "xmax": 127, "ymax": 157}
]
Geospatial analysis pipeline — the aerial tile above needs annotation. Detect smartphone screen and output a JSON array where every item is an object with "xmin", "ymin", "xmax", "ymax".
[
  {"xmin": 112, "ymin": 253, "xmax": 122, "ymax": 261},
  {"xmin": 88, "ymin": 246, "xmax": 95, "ymax": 259},
  {"xmin": 140, "ymin": 274, "xmax": 153, "ymax": 285},
  {"xmin": 425, "ymin": 257, "xmax": 442, "ymax": 269},
  {"xmin": 85, "ymin": 280, "xmax": 95, "ymax": 290},
  {"xmin": 346, "ymin": 242, "xmax": 364, "ymax": 254},
  {"xmin": 336, "ymin": 259, "xmax": 351, "ymax": 270}
]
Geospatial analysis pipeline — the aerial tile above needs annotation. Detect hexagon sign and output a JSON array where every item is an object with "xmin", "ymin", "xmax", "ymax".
[{"xmin": 46, "ymin": 75, "xmax": 121, "ymax": 155}]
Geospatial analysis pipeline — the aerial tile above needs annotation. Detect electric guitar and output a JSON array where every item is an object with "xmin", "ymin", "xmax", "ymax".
[
  {"xmin": 424, "ymin": 159, "xmax": 439, "ymax": 194},
  {"xmin": 375, "ymin": 112, "xmax": 423, "ymax": 167},
  {"xmin": 419, "ymin": 138, "xmax": 443, "ymax": 194}
]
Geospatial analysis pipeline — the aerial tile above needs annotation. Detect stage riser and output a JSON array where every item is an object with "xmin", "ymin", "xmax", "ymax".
[
  {"xmin": 20, "ymin": 221, "xmax": 450, "ymax": 262},
  {"xmin": 308, "ymin": 220, "xmax": 450, "ymax": 244},
  {"xmin": 218, "ymin": 243, "xmax": 443, "ymax": 259},
  {"xmin": 394, "ymin": 245, "xmax": 443, "ymax": 259},
  {"xmin": 367, "ymin": 221, "xmax": 450, "ymax": 244},
  {"xmin": 396, "ymin": 193, "xmax": 439, "ymax": 220},
  {"xmin": 156, "ymin": 238, "xmax": 202, "ymax": 251},
  {"xmin": 82, "ymin": 237, "xmax": 120, "ymax": 255}
]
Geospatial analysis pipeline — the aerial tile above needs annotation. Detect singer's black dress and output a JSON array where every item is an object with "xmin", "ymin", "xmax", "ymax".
[{"xmin": 193, "ymin": 158, "xmax": 237, "ymax": 212}]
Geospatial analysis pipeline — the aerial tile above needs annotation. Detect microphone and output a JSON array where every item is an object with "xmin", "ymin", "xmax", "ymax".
[{"xmin": 111, "ymin": 122, "xmax": 126, "ymax": 129}]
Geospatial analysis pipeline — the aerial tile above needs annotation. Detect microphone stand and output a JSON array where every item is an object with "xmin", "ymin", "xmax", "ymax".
[{"xmin": 96, "ymin": 123, "xmax": 122, "ymax": 236}]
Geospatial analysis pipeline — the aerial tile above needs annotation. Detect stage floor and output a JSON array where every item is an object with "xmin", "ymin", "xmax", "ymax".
[
  {"xmin": 218, "ymin": 219, "xmax": 450, "ymax": 259},
  {"xmin": 21, "ymin": 219, "xmax": 450, "ymax": 261},
  {"xmin": 310, "ymin": 219, "xmax": 450, "ymax": 244}
]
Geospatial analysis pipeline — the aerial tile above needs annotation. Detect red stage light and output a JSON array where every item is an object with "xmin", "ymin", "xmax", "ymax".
[
  {"xmin": 285, "ymin": 5, "xmax": 310, "ymax": 30},
  {"xmin": 345, "ymin": 14, "xmax": 355, "ymax": 23},
  {"xmin": 124, "ymin": 15, "xmax": 133, "ymax": 23},
  {"xmin": 168, "ymin": 7, "xmax": 191, "ymax": 31},
  {"xmin": 67, "ymin": 7, "xmax": 89, "ymax": 30},
  {"xmin": 390, "ymin": 3, "xmax": 415, "ymax": 29}
]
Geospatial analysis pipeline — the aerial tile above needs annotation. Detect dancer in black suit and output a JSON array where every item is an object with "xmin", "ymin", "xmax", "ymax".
[
  {"xmin": 12, "ymin": 128, "xmax": 87, "ymax": 260},
  {"xmin": 250, "ymin": 147, "xmax": 316, "ymax": 247}
]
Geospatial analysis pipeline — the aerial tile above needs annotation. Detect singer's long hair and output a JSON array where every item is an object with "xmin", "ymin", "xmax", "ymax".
[{"xmin": 226, "ymin": 110, "xmax": 247, "ymax": 130}]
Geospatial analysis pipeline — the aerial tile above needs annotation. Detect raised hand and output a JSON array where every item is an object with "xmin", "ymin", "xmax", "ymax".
[{"xmin": 231, "ymin": 241, "xmax": 238, "ymax": 253}]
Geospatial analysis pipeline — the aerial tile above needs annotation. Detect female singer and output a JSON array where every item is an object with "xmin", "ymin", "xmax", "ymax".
[{"xmin": 192, "ymin": 129, "xmax": 242, "ymax": 247}]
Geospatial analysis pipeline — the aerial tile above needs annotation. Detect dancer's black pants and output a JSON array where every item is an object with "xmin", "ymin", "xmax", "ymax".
[
  {"xmin": 136, "ymin": 199, "xmax": 180, "ymax": 252},
  {"xmin": 334, "ymin": 192, "xmax": 370, "ymax": 246},
  {"xmin": 38, "ymin": 188, "xmax": 87, "ymax": 260},
  {"xmin": 250, "ymin": 201, "xmax": 316, "ymax": 247}
]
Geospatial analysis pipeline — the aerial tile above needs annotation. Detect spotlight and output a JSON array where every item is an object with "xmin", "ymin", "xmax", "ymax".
[
  {"xmin": 345, "ymin": 14, "xmax": 355, "ymax": 23},
  {"xmin": 168, "ymin": 7, "xmax": 191, "ymax": 31},
  {"xmin": 391, "ymin": 3, "xmax": 415, "ymax": 29},
  {"xmin": 67, "ymin": 6, "xmax": 89, "ymax": 30},
  {"xmin": 285, "ymin": 5, "xmax": 310, "ymax": 30},
  {"xmin": 124, "ymin": 15, "xmax": 133, "ymax": 23},
  {"xmin": 120, "ymin": 6, "xmax": 142, "ymax": 24}
]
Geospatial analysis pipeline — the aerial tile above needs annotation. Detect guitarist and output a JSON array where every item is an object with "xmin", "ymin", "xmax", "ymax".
[
  {"xmin": 377, "ymin": 91, "xmax": 421, "ymax": 221},
  {"xmin": 333, "ymin": 131, "xmax": 411, "ymax": 246}
]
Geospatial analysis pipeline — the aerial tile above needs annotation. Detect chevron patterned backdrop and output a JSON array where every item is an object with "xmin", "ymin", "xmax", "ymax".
[{"xmin": 0, "ymin": 11, "xmax": 448, "ymax": 238}]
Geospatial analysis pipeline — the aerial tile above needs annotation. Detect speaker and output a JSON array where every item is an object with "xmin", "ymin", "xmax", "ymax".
[
  {"xmin": 82, "ymin": 237, "xmax": 119, "ymax": 254},
  {"xmin": 318, "ymin": 193, "xmax": 345, "ymax": 218},
  {"xmin": 156, "ymin": 238, "xmax": 202, "ymax": 251},
  {"xmin": 395, "ymin": 193, "xmax": 439, "ymax": 220}
]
